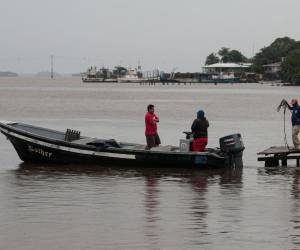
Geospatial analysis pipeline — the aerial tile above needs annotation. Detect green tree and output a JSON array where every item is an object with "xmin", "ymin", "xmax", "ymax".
[
  {"xmin": 281, "ymin": 49, "xmax": 300, "ymax": 83},
  {"xmin": 228, "ymin": 50, "xmax": 247, "ymax": 63},
  {"xmin": 294, "ymin": 72, "xmax": 300, "ymax": 84},
  {"xmin": 252, "ymin": 37, "xmax": 296, "ymax": 73},
  {"xmin": 218, "ymin": 47, "xmax": 230, "ymax": 62},
  {"xmin": 217, "ymin": 47, "xmax": 247, "ymax": 63},
  {"xmin": 205, "ymin": 53, "xmax": 219, "ymax": 65},
  {"xmin": 205, "ymin": 48, "xmax": 248, "ymax": 65}
]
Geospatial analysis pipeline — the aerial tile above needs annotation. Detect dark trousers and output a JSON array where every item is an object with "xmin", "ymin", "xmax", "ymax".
[{"xmin": 146, "ymin": 134, "xmax": 161, "ymax": 149}]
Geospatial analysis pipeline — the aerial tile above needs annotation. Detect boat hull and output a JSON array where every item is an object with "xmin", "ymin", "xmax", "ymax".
[
  {"xmin": 0, "ymin": 122, "xmax": 241, "ymax": 169},
  {"xmin": 4, "ymin": 131, "xmax": 136, "ymax": 165},
  {"xmin": 82, "ymin": 78, "xmax": 117, "ymax": 83},
  {"xmin": 5, "ymin": 134, "xmax": 226, "ymax": 168}
]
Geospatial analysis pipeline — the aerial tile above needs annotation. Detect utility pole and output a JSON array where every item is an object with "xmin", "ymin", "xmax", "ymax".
[{"xmin": 51, "ymin": 55, "xmax": 54, "ymax": 79}]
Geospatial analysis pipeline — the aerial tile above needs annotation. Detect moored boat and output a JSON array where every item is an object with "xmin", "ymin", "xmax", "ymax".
[
  {"xmin": 0, "ymin": 121, "xmax": 244, "ymax": 168},
  {"xmin": 117, "ymin": 68, "xmax": 143, "ymax": 83},
  {"xmin": 82, "ymin": 66, "xmax": 117, "ymax": 83}
]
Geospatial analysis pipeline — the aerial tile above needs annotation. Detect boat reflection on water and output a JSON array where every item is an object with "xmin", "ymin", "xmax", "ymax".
[
  {"xmin": 290, "ymin": 168, "xmax": 300, "ymax": 248},
  {"xmin": 13, "ymin": 162, "xmax": 243, "ymax": 249},
  {"xmin": 15, "ymin": 162, "xmax": 243, "ymax": 181},
  {"xmin": 257, "ymin": 166, "xmax": 300, "ymax": 249}
]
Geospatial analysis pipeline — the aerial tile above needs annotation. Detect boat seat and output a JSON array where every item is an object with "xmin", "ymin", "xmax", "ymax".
[
  {"xmin": 87, "ymin": 139, "xmax": 121, "ymax": 149},
  {"xmin": 71, "ymin": 137, "xmax": 98, "ymax": 145},
  {"xmin": 132, "ymin": 145, "xmax": 148, "ymax": 150},
  {"xmin": 150, "ymin": 145, "xmax": 177, "ymax": 152}
]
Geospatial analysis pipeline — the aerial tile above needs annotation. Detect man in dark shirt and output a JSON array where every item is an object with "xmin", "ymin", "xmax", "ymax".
[
  {"xmin": 191, "ymin": 110, "xmax": 209, "ymax": 152},
  {"xmin": 145, "ymin": 104, "xmax": 161, "ymax": 149},
  {"xmin": 286, "ymin": 99, "xmax": 300, "ymax": 149}
]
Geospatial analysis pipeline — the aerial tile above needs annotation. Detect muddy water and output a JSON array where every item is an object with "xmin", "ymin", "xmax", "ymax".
[{"xmin": 0, "ymin": 77, "xmax": 299, "ymax": 250}]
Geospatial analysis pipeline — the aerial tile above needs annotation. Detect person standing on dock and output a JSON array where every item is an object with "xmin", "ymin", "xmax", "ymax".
[
  {"xmin": 145, "ymin": 104, "xmax": 161, "ymax": 149},
  {"xmin": 285, "ymin": 99, "xmax": 300, "ymax": 149},
  {"xmin": 191, "ymin": 110, "xmax": 209, "ymax": 152}
]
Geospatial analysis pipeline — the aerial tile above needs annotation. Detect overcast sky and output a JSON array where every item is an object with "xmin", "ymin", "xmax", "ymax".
[{"xmin": 0, "ymin": 0, "xmax": 299, "ymax": 74}]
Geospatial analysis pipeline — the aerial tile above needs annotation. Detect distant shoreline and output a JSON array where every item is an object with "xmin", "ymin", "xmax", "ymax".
[{"xmin": 0, "ymin": 71, "xmax": 18, "ymax": 77}]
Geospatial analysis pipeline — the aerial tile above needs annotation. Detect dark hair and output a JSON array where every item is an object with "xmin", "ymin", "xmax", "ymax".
[{"xmin": 147, "ymin": 104, "xmax": 154, "ymax": 111}]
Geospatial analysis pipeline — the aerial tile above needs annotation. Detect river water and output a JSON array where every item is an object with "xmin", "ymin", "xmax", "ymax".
[{"xmin": 0, "ymin": 77, "xmax": 300, "ymax": 250}]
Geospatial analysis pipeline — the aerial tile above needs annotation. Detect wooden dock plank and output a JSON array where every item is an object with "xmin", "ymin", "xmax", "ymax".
[
  {"xmin": 257, "ymin": 146, "xmax": 300, "ymax": 167},
  {"xmin": 258, "ymin": 155, "xmax": 300, "ymax": 161},
  {"xmin": 257, "ymin": 146, "xmax": 300, "ymax": 155}
]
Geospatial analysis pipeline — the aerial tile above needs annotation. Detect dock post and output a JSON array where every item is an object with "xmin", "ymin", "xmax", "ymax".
[
  {"xmin": 265, "ymin": 158, "xmax": 279, "ymax": 167},
  {"xmin": 281, "ymin": 157, "xmax": 287, "ymax": 166}
]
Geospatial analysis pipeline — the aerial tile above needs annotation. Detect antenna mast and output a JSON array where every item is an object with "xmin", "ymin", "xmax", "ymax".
[{"xmin": 51, "ymin": 55, "xmax": 54, "ymax": 79}]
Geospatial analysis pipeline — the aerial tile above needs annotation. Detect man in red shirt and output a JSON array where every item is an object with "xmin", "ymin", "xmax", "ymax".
[{"xmin": 145, "ymin": 104, "xmax": 161, "ymax": 149}]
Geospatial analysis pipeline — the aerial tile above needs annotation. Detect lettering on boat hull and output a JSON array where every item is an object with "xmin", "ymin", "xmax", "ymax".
[{"xmin": 28, "ymin": 145, "xmax": 53, "ymax": 158}]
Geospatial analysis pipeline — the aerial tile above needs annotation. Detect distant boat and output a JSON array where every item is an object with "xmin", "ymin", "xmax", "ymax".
[
  {"xmin": 212, "ymin": 72, "xmax": 240, "ymax": 83},
  {"xmin": 117, "ymin": 68, "xmax": 143, "ymax": 83},
  {"xmin": 117, "ymin": 68, "xmax": 161, "ymax": 83},
  {"xmin": 0, "ymin": 121, "xmax": 244, "ymax": 168},
  {"xmin": 82, "ymin": 65, "xmax": 161, "ymax": 83},
  {"xmin": 82, "ymin": 67, "xmax": 117, "ymax": 83}
]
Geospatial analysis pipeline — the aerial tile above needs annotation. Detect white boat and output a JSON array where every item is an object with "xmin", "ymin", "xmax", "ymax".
[
  {"xmin": 117, "ymin": 68, "xmax": 143, "ymax": 83},
  {"xmin": 82, "ymin": 67, "xmax": 116, "ymax": 83}
]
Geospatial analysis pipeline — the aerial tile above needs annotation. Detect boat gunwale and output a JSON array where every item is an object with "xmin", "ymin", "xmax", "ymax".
[
  {"xmin": 0, "ymin": 122, "xmax": 226, "ymax": 159},
  {"xmin": 0, "ymin": 122, "xmax": 97, "ymax": 151}
]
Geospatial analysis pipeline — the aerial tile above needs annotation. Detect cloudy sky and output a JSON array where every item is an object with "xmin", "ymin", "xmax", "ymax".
[{"xmin": 0, "ymin": 0, "xmax": 299, "ymax": 74}]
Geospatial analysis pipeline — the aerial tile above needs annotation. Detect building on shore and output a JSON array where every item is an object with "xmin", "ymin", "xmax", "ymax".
[
  {"xmin": 202, "ymin": 62, "xmax": 251, "ymax": 83},
  {"xmin": 262, "ymin": 62, "xmax": 281, "ymax": 80}
]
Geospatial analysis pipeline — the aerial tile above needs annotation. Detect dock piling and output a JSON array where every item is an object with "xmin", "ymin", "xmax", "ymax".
[{"xmin": 258, "ymin": 146, "xmax": 300, "ymax": 167}]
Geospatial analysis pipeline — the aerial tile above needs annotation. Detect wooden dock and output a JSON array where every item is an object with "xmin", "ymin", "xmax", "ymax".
[{"xmin": 257, "ymin": 146, "xmax": 300, "ymax": 167}]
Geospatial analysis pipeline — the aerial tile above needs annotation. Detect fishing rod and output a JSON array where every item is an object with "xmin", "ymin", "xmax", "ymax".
[{"xmin": 277, "ymin": 99, "xmax": 292, "ymax": 150}]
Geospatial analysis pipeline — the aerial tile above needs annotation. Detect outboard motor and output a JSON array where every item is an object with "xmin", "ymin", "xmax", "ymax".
[{"xmin": 219, "ymin": 133, "xmax": 245, "ymax": 167}]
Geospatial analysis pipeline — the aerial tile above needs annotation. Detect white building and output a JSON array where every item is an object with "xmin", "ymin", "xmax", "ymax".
[
  {"xmin": 203, "ymin": 63, "xmax": 250, "ymax": 74},
  {"xmin": 263, "ymin": 62, "xmax": 281, "ymax": 74}
]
